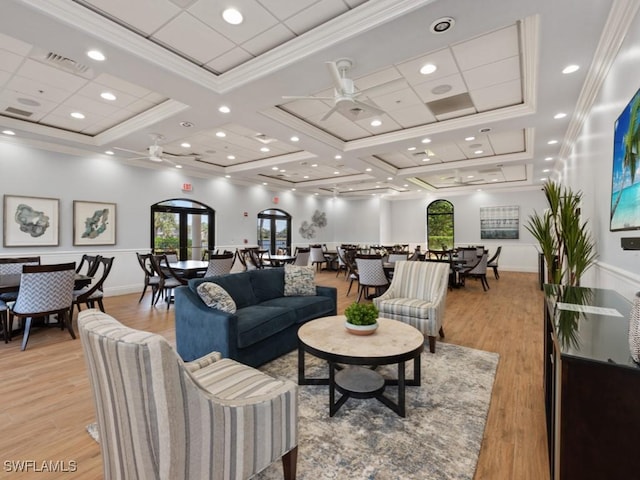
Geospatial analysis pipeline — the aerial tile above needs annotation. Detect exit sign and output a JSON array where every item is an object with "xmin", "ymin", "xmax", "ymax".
[{"xmin": 182, "ymin": 183, "xmax": 192, "ymax": 192}]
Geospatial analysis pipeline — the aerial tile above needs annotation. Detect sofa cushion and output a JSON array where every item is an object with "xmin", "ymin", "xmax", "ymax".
[
  {"xmin": 284, "ymin": 264, "xmax": 316, "ymax": 296},
  {"xmin": 235, "ymin": 305, "xmax": 296, "ymax": 348},
  {"xmin": 261, "ymin": 295, "xmax": 335, "ymax": 324},
  {"xmin": 250, "ymin": 268, "xmax": 285, "ymax": 302},
  {"xmin": 190, "ymin": 273, "xmax": 257, "ymax": 309},
  {"xmin": 196, "ymin": 282, "xmax": 237, "ymax": 313}
]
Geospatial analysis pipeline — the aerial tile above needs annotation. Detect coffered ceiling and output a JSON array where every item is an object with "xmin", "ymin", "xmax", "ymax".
[{"xmin": 0, "ymin": 0, "xmax": 632, "ymax": 197}]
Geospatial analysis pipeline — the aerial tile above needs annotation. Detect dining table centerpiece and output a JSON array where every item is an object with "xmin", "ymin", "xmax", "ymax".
[{"xmin": 344, "ymin": 302, "xmax": 379, "ymax": 335}]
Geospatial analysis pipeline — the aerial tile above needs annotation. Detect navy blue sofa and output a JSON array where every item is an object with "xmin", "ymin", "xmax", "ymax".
[{"xmin": 174, "ymin": 267, "xmax": 337, "ymax": 367}]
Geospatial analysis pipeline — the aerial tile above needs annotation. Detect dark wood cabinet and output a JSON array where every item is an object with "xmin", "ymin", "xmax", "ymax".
[{"xmin": 544, "ymin": 285, "xmax": 640, "ymax": 480}]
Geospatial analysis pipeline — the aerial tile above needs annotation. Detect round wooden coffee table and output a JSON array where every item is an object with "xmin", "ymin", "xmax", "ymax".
[{"xmin": 297, "ymin": 315, "xmax": 424, "ymax": 417}]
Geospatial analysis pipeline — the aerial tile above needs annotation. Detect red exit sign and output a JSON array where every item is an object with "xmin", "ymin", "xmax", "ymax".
[{"xmin": 182, "ymin": 183, "xmax": 192, "ymax": 192}]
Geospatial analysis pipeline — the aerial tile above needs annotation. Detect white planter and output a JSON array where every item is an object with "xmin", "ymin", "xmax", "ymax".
[{"xmin": 344, "ymin": 321, "xmax": 378, "ymax": 336}]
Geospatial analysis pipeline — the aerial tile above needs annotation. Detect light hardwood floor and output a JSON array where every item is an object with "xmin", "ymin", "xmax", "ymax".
[{"xmin": 0, "ymin": 269, "xmax": 549, "ymax": 479}]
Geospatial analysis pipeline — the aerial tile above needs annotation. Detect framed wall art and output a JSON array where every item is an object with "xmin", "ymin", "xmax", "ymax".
[
  {"xmin": 73, "ymin": 200, "xmax": 116, "ymax": 246},
  {"xmin": 3, "ymin": 194, "xmax": 60, "ymax": 247},
  {"xmin": 480, "ymin": 205, "xmax": 520, "ymax": 239}
]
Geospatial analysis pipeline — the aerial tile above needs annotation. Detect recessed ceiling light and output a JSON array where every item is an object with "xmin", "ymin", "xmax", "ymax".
[
  {"xmin": 272, "ymin": 166, "xmax": 279, "ymax": 170},
  {"xmin": 403, "ymin": 184, "xmax": 409, "ymax": 187},
  {"xmin": 314, "ymin": 193, "xmax": 319, "ymax": 196},
  {"xmin": 474, "ymin": 150, "xmax": 483, "ymax": 154},
  {"xmin": 100, "ymin": 92, "xmax": 116, "ymax": 101},
  {"xmin": 105, "ymin": 150, "xmax": 114, "ymax": 155},
  {"xmin": 422, "ymin": 158, "xmax": 429, "ymax": 162},
  {"xmin": 175, "ymin": 165, "xmax": 182, "ymax": 169},
  {"xmin": 280, "ymin": 169, "xmax": 286, "ymax": 173},
  {"xmin": 407, "ymin": 146, "xmax": 416, "ymax": 151},
  {"xmin": 262, "ymin": 182, "xmax": 268, "ymax": 186},
  {"xmin": 562, "ymin": 64, "xmax": 580, "ymax": 74},
  {"xmin": 545, "ymin": 156, "xmax": 553, "ymax": 161},
  {"xmin": 227, "ymin": 155, "xmax": 235, "ymax": 160},
  {"xmin": 290, "ymin": 136, "xmax": 299, "ymax": 142},
  {"xmin": 181, "ymin": 142, "xmax": 191, "ymax": 148},
  {"xmin": 333, "ymin": 171, "xmax": 340, "ymax": 175},
  {"xmin": 479, "ymin": 127, "xmax": 491, "ymax": 133},
  {"xmin": 370, "ymin": 119, "xmax": 382, "ymax": 127},
  {"xmin": 303, "ymin": 175, "xmax": 309, "ymax": 179},
  {"xmin": 465, "ymin": 136, "xmax": 475, "ymax": 141},
  {"xmin": 215, "ymin": 131, "xmax": 226, "ymax": 137},
  {"xmin": 419, "ymin": 63, "xmax": 437, "ymax": 75},
  {"xmin": 467, "ymin": 175, "xmax": 474, "ymax": 179},
  {"xmin": 430, "ymin": 17, "xmax": 455, "ymax": 34},
  {"xmin": 87, "ymin": 49, "xmax": 105, "ymax": 61},
  {"xmin": 547, "ymin": 140, "xmax": 558, "ymax": 145},
  {"xmin": 222, "ymin": 8, "xmax": 243, "ymax": 25},
  {"xmin": 387, "ymin": 177, "xmax": 393, "ymax": 181},
  {"xmin": 218, "ymin": 105, "xmax": 230, "ymax": 113},
  {"xmin": 335, "ymin": 154, "xmax": 342, "ymax": 159},
  {"xmin": 540, "ymin": 177, "xmax": 547, "ymax": 181},
  {"xmin": 2, "ymin": 130, "xmax": 15, "ymax": 135},
  {"xmin": 225, "ymin": 175, "xmax": 231, "ymax": 178},
  {"xmin": 260, "ymin": 147, "xmax": 270, "ymax": 152},
  {"xmin": 375, "ymin": 185, "xmax": 380, "ymax": 188},
  {"xmin": 421, "ymin": 137, "xmax": 431, "ymax": 144},
  {"xmin": 492, "ymin": 178, "xmax": 498, "ymax": 182},
  {"xmin": 554, "ymin": 112, "xmax": 567, "ymax": 119},
  {"xmin": 70, "ymin": 112, "xmax": 85, "ymax": 119},
  {"xmin": 365, "ymin": 168, "xmax": 372, "ymax": 172},
  {"xmin": 543, "ymin": 169, "xmax": 550, "ymax": 173},
  {"xmin": 311, "ymin": 163, "xmax": 318, "ymax": 167}
]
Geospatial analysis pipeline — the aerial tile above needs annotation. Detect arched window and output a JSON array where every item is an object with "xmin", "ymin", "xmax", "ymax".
[
  {"xmin": 257, "ymin": 209, "xmax": 291, "ymax": 254},
  {"xmin": 427, "ymin": 200, "xmax": 454, "ymax": 250},
  {"xmin": 151, "ymin": 199, "xmax": 215, "ymax": 260}
]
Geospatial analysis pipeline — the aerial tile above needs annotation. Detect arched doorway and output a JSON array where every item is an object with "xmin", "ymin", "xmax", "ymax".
[
  {"xmin": 257, "ymin": 208, "xmax": 291, "ymax": 254},
  {"xmin": 151, "ymin": 199, "xmax": 215, "ymax": 260},
  {"xmin": 427, "ymin": 199, "xmax": 454, "ymax": 250}
]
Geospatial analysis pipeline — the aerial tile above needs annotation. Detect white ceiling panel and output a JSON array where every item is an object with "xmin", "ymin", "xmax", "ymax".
[
  {"xmin": 257, "ymin": 0, "xmax": 320, "ymax": 22},
  {"xmin": 354, "ymin": 114, "xmax": 402, "ymax": 134},
  {"xmin": 188, "ymin": 0, "xmax": 279, "ymax": 44},
  {"xmin": 390, "ymin": 104, "xmax": 437, "ymax": 128},
  {"xmin": 463, "ymin": 55, "xmax": 521, "ymax": 91},
  {"xmin": 281, "ymin": 99, "xmax": 332, "ymax": 117},
  {"xmin": 431, "ymin": 143, "xmax": 466, "ymax": 162},
  {"xmin": 470, "ymin": 78, "xmax": 522, "ymax": 111},
  {"xmin": 1, "ymin": 90, "xmax": 58, "ymax": 115},
  {"xmin": 0, "ymin": 32, "xmax": 32, "ymax": 56},
  {"xmin": 242, "ymin": 24, "xmax": 296, "ymax": 57},
  {"xmin": 5, "ymin": 75, "xmax": 72, "ymax": 103},
  {"xmin": 371, "ymin": 86, "xmax": 424, "ymax": 113},
  {"xmin": 0, "ymin": 50, "xmax": 24, "ymax": 74},
  {"xmin": 355, "ymin": 67, "xmax": 404, "ymax": 92},
  {"xmin": 502, "ymin": 164, "xmax": 527, "ymax": 181},
  {"xmin": 93, "ymin": 74, "xmax": 153, "ymax": 98},
  {"xmin": 284, "ymin": 0, "xmax": 349, "ymax": 35},
  {"xmin": 18, "ymin": 59, "xmax": 88, "ymax": 93},
  {"xmin": 0, "ymin": 71, "xmax": 10, "ymax": 88},
  {"xmin": 452, "ymin": 25, "xmax": 520, "ymax": 71},
  {"xmin": 413, "ymin": 73, "xmax": 468, "ymax": 104},
  {"xmin": 153, "ymin": 13, "xmax": 235, "ymax": 64},
  {"xmin": 78, "ymin": 0, "xmax": 181, "ymax": 35},
  {"xmin": 206, "ymin": 47, "xmax": 253, "ymax": 73},
  {"xmin": 488, "ymin": 130, "xmax": 525, "ymax": 154},
  {"xmin": 397, "ymin": 48, "xmax": 460, "ymax": 86},
  {"xmin": 75, "ymin": 83, "xmax": 139, "ymax": 109}
]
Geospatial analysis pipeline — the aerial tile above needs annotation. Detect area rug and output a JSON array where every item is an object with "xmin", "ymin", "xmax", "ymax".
[{"xmin": 87, "ymin": 342, "xmax": 498, "ymax": 480}]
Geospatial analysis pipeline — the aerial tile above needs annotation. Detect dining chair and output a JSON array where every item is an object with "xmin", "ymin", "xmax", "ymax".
[
  {"xmin": 150, "ymin": 255, "xmax": 187, "ymax": 309},
  {"xmin": 354, "ymin": 254, "xmax": 389, "ymax": 302},
  {"xmin": 335, "ymin": 246, "xmax": 348, "ymax": 278},
  {"xmin": 76, "ymin": 254, "xmax": 102, "ymax": 277},
  {"xmin": 135, "ymin": 252, "xmax": 161, "ymax": 305},
  {"xmin": 459, "ymin": 250, "xmax": 490, "ymax": 291},
  {"xmin": 204, "ymin": 252, "xmax": 235, "ymax": 277},
  {"xmin": 293, "ymin": 248, "xmax": 310, "ymax": 266},
  {"xmin": 0, "ymin": 300, "xmax": 8, "ymax": 344},
  {"xmin": 487, "ymin": 246, "xmax": 502, "ymax": 279},
  {"xmin": 79, "ymin": 309, "xmax": 299, "ymax": 480},
  {"xmin": 72, "ymin": 256, "xmax": 114, "ymax": 318},
  {"xmin": 0, "ymin": 256, "xmax": 41, "ymax": 302},
  {"xmin": 7, "ymin": 262, "xmax": 76, "ymax": 351},
  {"xmin": 309, "ymin": 245, "xmax": 329, "ymax": 271}
]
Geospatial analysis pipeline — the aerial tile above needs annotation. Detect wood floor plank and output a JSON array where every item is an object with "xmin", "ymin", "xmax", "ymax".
[{"xmin": 0, "ymin": 269, "xmax": 548, "ymax": 479}]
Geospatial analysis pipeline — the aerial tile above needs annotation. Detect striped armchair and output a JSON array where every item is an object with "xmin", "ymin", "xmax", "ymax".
[
  {"xmin": 373, "ymin": 261, "xmax": 449, "ymax": 353},
  {"xmin": 78, "ymin": 310, "xmax": 298, "ymax": 480}
]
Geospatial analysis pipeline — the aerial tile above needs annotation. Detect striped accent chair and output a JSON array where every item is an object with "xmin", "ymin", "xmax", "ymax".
[
  {"xmin": 78, "ymin": 309, "xmax": 298, "ymax": 480},
  {"xmin": 373, "ymin": 261, "xmax": 449, "ymax": 353}
]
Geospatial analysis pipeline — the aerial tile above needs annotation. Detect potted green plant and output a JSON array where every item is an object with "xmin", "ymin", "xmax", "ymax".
[
  {"xmin": 344, "ymin": 302, "xmax": 379, "ymax": 335},
  {"xmin": 525, "ymin": 181, "xmax": 596, "ymax": 286}
]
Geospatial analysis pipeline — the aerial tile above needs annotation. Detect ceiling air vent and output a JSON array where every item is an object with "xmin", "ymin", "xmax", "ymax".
[
  {"xmin": 254, "ymin": 133, "xmax": 276, "ymax": 144},
  {"xmin": 29, "ymin": 49, "xmax": 94, "ymax": 79},
  {"xmin": 426, "ymin": 92, "xmax": 474, "ymax": 116},
  {"xmin": 5, "ymin": 106, "xmax": 33, "ymax": 117}
]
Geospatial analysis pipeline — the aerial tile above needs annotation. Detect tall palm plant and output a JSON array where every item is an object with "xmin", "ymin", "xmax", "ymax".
[{"xmin": 526, "ymin": 182, "xmax": 596, "ymax": 286}]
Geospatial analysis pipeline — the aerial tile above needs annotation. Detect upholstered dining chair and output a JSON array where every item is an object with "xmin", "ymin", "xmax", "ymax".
[
  {"xmin": 0, "ymin": 256, "xmax": 41, "ymax": 302},
  {"xmin": 354, "ymin": 254, "xmax": 389, "ymax": 302},
  {"xmin": 373, "ymin": 261, "xmax": 450, "ymax": 353},
  {"xmin": 460, "ymin": 250, "xmax": 490, "ymax": 291},
  {"xmin": 136, "ymin": 252, "xmax": 161, "ymax": 305},
  {"xmin": 78, "ymin": 309, "xmax": 298, "ymax": 480},
  {"xmin": 7, "ymin": 262, "xmax": 76, "ymax": 351},
  {"xmin": 72, "ymin": 256, "xmax": 114, "ymax": 317},
  {"xmin": 150, "ymin": 255, "xmax": 187, "ymax": 309},
  {"xmin": 204, "ymin": 251, "xmax": 235, "ymax": 277},
  {"xmin": 309, "ymin": 244, "xmax": 329, "ymax": 270},
  {"xmin": 487, "ymin": 246, "xmax": 502, "ymax": 279},
  {"xmin": 293, "ymin": 248, "xmax": 310, "ymax": 266}
]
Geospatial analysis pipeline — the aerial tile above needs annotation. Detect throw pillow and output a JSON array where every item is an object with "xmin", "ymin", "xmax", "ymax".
[
  {"xmin": 196, "ymin": 282, "xmax": 237, "ymax": 313},
  {"xmin": 284, "ymin": 264, "xmax": 316, "ymax": 296}
]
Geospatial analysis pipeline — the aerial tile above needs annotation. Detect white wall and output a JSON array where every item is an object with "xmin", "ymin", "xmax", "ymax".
[
  {"xmin": 384, "ymin": 188, "xmax": 548, "ymax": 273},
  {"xmin": 562, "ymin": 8, "xmax": 640, "ymax": 299}
]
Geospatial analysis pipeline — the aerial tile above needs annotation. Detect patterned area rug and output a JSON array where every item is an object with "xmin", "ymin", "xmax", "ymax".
[{"xmin": 87, "ymin": 342, "xmax": 498, "ymax": 480}]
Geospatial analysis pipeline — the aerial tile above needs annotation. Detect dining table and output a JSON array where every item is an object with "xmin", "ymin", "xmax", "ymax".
[
  {"xmin": 0, "ymin": 273, "xmax": 92, "ymax": 294},
  {"xmin": 266, "ymin": 254, "xmax": 296, "ymax": 267},
  {"xmin": 168, "ymin": 260, "xmax": 209, "ymax": 279}
]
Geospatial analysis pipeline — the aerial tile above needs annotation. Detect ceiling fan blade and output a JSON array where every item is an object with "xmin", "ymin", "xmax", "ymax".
[
  {"xmin": 125, "ymin": 156, "xmax": 149, "ymax": 161},
  {"xmin": 114, "ymin": 146, "xmax": 145, "ymax": 155},
  {"xmin": 325, "ymin": 61, "xmax": 343, "ymax": 92},
  {"xmin": 321, "ymin": 105, "xmax": 339, "ymax": 121}
]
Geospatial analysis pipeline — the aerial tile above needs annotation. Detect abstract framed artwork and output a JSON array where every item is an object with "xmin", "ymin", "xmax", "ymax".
[
  {"xmin": 73, "ymin": 201, "xmax": 116, "ymax": 246},
  {"xmin": 480, "ymin": 205, "xmax": 520, "ymax": 239},
  {"xmin": 3, "ymin": 194, "xmax": 60, "ymax": 247}
]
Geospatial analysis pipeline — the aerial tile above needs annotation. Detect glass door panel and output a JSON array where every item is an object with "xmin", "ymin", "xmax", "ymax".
[
  {"xmin": 275, "ymin": 219, "xmax": 288, "ymax": 253},
  {"xmin": 153, "ymin": 211, "xmax": 180, "ymax": 253}
]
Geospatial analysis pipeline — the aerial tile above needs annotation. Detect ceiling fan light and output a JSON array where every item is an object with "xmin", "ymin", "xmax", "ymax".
[{"xmin": 222, "ymin": 8, "xmax": 243, "ymax": 25}]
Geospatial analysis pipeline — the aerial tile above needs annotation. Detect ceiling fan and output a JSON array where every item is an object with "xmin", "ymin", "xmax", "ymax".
[
  {"xmin": 114, "ymin": 134, "xmax": 195, "ymax": 165},
  {"xmin": 282, "ymin": 58, "xmax": 388, "ymax": 121}
]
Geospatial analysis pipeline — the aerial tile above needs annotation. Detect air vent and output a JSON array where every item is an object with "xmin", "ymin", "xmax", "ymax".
[
  {"xmin": 5, "ymin": 106, "xmax": 33, "ymax": 117},
  {"xmin": 46, "ymin": 52, "xmax": 91, "ymax": 74},
  {"xmin": 254, "ymin": 133, "xmax": 276, "ymax": 144},
  {"xmin": 426, "ymin": 92, "xmax": 474, "ymax": 116}
]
